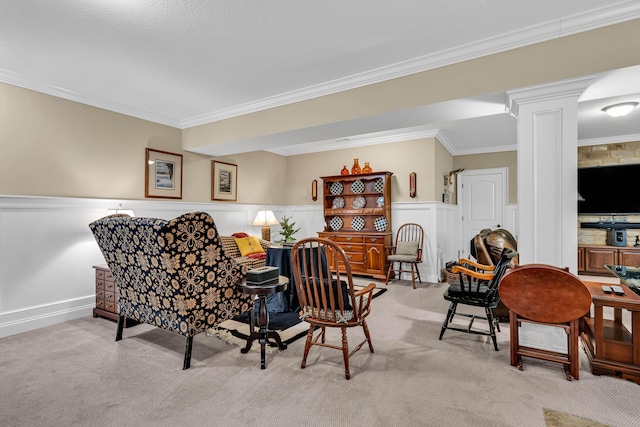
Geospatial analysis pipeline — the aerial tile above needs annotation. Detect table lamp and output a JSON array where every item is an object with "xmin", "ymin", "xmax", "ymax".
[{"xmin": 252, "ymin": 210, "xmax": 279, "ymax": 241}]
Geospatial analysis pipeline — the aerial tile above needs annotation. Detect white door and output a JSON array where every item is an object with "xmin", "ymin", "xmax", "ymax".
[{"xmin": 458, "ymin": 168, "xmax": 507, "ymax": 258}]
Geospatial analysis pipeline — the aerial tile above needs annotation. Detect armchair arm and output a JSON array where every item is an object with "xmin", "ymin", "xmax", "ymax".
[
  {"xmin": 354, "ymin": 282, "xmax": 376, "ymax": 317},
  {"xmin": 457, "ymin": 258, "xmax": 494, "ymax": 272},
  {"xmin": 451, "ymin": 265, "xmax": 494, "ymax": 281},
  {"xmin": 354, "ymin": 282, "xmax": 376, "ymax": 297}
]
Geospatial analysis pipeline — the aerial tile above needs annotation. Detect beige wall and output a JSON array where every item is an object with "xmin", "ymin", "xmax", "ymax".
[
  {"xmin": 454, "ymin": 151, "xmax": 517, "ymax": 204},
  {"xmin": 0, "ymin": 82, "xmax": 452, "ymax": 204},
  {"xmin": 284, "ymin": 137, "xmax": 451, "ymax": 205},
  {"xmin": 183, "ymin": 19, "xmax": 640, "ymax": 152},
  {"xmin": 0, "ymin": 83, "xmax": 285, "ymax": 203}
]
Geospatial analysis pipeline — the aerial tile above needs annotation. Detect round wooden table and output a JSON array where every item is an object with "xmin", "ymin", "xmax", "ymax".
[
  {"xmin": 499, "ymin": 264, "xmax": 592, "ymax": 380},
  {"xmin": 237, "ymin": 276, "xmax": 289, "ymax": 369}
]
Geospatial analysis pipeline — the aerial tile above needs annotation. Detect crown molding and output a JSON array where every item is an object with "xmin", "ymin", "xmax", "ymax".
[
  {"xmin": 2, "ymin": 3, "xmax": 639, "ymax": 130},
  {"xmin": 0, "ymin": 68, "xmax": 181, "ymax": 128},
  {"xmin": 578, "ymin": 133, "xmax": 640, "ymax": 147},
  {"xmin": 182, "ymin": 3, "xmax": 640, "ymax": 128},
  {"xmin": 266, "ymin": 129, "xmax": 442, "ymax": 156}
]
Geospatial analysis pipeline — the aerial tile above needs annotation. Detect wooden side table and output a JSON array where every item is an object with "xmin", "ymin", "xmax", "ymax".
[
  {"xmin": 581, "ymin": 281, "xmax": 640, "ymax": 384},
  {"xmin": 499, "ymin": 264, "xmax": 592, "ymax": 380},
  {"xmin": 237, "ymin": 276, "xmax": 289, "ymax": 369}
]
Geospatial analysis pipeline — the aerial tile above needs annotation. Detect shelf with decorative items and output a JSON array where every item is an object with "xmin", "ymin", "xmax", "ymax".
[{"xmin": 318, "ymin": 171, "xmax": 392, "ymax": 279}]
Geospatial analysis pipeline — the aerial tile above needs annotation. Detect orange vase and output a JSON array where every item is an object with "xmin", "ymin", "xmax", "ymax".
[
  {"xmin": 351, "ymin": 158, "xmax": 361, "ymax": 174},
  {"xmin": 362, "ymin": 162, "xmax": 372, "ymax": 173},
  {"xmin": 341, "ymin": 166, "xmax": 349, "ymax": 175}
]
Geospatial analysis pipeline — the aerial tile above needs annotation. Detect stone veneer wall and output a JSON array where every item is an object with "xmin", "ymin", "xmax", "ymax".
[{"xmin": 578, "ymin": 141, "xmax": 640, "ymax": 246}]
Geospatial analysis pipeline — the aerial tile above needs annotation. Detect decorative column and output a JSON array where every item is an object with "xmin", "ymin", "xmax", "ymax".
[
  {"xmin": 507, "ymin": 77, "xmax": 593, "ymax": 273},
  {"xmin": 508, "ymin": 77, "xmax": 593, "ymax": 353}
]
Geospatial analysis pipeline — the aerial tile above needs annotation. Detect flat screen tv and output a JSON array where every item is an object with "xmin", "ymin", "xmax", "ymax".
[{"xmin": 578, "ymin": 164, "xmax": 640, "ymax": 215}]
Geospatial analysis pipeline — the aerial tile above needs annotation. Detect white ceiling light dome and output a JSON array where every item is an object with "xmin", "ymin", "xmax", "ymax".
[{"xmin": 602, "ymin": 102, "xmax": 639, "ymax": 118}]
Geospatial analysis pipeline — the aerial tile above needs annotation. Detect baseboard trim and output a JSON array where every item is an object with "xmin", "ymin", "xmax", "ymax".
[{"xmin": 0, "ymin": 297, "xmax": 94, "ymax": 338}]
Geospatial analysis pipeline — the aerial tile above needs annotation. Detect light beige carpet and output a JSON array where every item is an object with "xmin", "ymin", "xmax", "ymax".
[{"xmin": 3, "ymin": 279, "xmax": 640, "ymax": 426}]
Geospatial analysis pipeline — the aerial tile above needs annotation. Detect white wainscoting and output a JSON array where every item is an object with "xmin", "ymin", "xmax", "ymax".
[{"xmin": 0, "ymin": 196, "xmax": 460, "ymax": 338}]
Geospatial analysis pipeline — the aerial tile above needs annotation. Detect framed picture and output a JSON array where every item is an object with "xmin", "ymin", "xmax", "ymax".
[
  {"xmin": 145, "ymin": 148, "xmax": 183, "ymax": 199},
  {"xmin": 212, "ymin": 160, "xmax": 237, "ymax": 201}
]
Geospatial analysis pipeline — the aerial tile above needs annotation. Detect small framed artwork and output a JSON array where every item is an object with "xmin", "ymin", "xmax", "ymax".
[
  {"xmin": 212, "ymin": 160, "xmax": 237, "ymax": 201},
  {"xmin": 145, "ymin": 148, "xmax": 183, "ymax": 199}
]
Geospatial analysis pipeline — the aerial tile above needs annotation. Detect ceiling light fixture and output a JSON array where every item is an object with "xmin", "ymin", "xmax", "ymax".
[{"xmin": 602, "ymin": 102, "xmax": 638, "ymax": 118}]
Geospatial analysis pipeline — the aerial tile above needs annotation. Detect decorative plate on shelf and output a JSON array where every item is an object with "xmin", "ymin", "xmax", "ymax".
[
  {"xmin": 330, "ymin": 182, "xmax": 343, "ymax": 195},
  {"xmin": 329, "ymin": 216, "xmax": 343, "ymax": 231},
  {"xmin": 352, "ymin": 196, "xmax": 366, "ymax": 209},
  {"xmin": 376, "ymin": 196, "xmax": 384, "ymax": 207},
  {"xmin": 351, "ymin": 216, "xmax": 365, "ymax": 231},
  {"xmin": 374, "ymin": 216, "xmax": 388, "ymax": 232},
  {"xmin": 374, "ymin": 178, "xmax": 384, "ymax": 193},
  {"xmin": 332, "ymin": 196, "xmax": 345, "ymax": 209},
  {"xmin": 351, "ymin": 180, "xmax": 365, "ymax": 194}
]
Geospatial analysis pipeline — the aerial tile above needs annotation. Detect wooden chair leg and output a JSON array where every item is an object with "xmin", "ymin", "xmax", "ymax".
[
  {"xmin": 115, "ymin": 315, "xmax": 125, "ymax": 341},
  {"xmin": 301, "ymin": 326, "xmax": 314, "ymax": 369},
  {"xmin": 411, "ymin": 264, "xmax": 416, "ymax": 289},
  {"xmin": 183, "ymin": 336, "xmax": 193, "ymax": 370},
  {"xmin": 439, "ymin": 303, "xmax": 456, "ymax": 340},
  {"xmin": 341, "ymin": 327, "xmax": 350, "ymax": 380},
  {"xmin": 362, "ymin": 320, "xmax": 374, "ymax": 353},
  {"xmin": 385, "ymin": 261, "xmax": 394, "ymax": 284},
  {"xmin": 485, "ymin": 307, "xmax": 499, "ymax": 351}
]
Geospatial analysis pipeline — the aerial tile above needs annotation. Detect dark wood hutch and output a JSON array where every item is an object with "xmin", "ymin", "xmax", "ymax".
[{"xmin": 318, "ymin": 171, "xmax": 392, "ymax": 280}]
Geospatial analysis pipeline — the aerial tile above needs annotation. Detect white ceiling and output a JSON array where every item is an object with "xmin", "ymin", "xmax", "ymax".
[{"xmin": 1, "ymin": 0, "xmax": 640, "ymax": 156}]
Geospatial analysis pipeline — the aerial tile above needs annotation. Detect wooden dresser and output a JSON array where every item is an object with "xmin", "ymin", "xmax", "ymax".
[
  {"xmin": 318, "ymin": 171, "xmax": 392, "ymax": 280},
  {"xmin": 93, "ymin": 264, "xmax": 138, "ymax": 327},
  {"xmin": 93, "ymin": 264, "xmax": 118, "ymax": 321}
]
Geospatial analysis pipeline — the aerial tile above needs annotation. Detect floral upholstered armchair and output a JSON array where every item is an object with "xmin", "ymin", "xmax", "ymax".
[{"xmin": 89, "ymin": 211, "xmax": 252, "ymax": 369}]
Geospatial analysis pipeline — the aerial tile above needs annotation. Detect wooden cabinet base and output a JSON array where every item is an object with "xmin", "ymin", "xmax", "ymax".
[
  {"xmin": 580, "ymin": 281, "xmax": 640, "ymax": 385},
  {"xmin": 93, "ymin": 264, "xmax": 138, "ymax": 328},
  {"xmin": 93, "ymin": 307, "xmax": 138, "ymax": 327},
  {"xmin": 578, "ymin": 244, "xmax": 640, "ymax": 276},
  {"xmin": 582, "ymin": 335, "xmax": 640, "ymax": 384}
]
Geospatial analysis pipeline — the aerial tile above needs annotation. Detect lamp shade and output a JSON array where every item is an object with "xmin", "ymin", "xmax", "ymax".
[
  {"xmin": 252, "ymin": 210, "xmax": 279, "ymax": 241},
  {"xmin": 252, "ymin": 210, "xmax": 279, "ymax": 226}
]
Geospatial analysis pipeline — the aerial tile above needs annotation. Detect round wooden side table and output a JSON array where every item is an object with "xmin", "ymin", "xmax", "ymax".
[{"xmin": 237, "ymin": 276, "xmax": 289, "ymax": 369}]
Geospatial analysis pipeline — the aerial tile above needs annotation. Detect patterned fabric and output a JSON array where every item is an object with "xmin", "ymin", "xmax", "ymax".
[
  {"xmin": 89, "ymin": 212, "xmax": 253, "ymax": 338},
  {"xmin": 300, "ymin": 296, "xmax": 370, "ymax": 323},
  {"xmin": 218, "ymin": 235, "xmax": 270, "ymax": 269}
]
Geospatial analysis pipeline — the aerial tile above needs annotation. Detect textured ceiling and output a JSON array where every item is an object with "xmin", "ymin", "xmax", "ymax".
[{"xmin": 1, "ymin": 0, "xmax": 640, "ymax": 155}]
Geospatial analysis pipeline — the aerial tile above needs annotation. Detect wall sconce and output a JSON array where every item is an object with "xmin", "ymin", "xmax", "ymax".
[
  {"xmin": 252, "ymin": 210, "xmax": 280, "ymax": 241},
  {"xmin": 106, "ymin": 204, "xmax": 135, "ymax": 217},
  {"xmin": 311, "ymin": 180, "xmax": 318, "ymax": 201},
  {"xmin": 409, "ymin": 172, "xmax": 417, "ymax": 198},
  {"xmin": 602, "ymin": 102, "xmax": 638, "ymax": 118}
]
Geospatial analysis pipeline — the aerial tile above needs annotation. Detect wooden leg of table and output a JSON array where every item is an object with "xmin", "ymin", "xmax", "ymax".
[
  {"xmin": 594, "ymin": 305, "xmax": 604, "ymax": 360},
  {"xmin": 510, "ymin": 311, "xmax": 519, "ymax": 368},
  {"xmin": 633, "ymin": 311, "xmax": 640, "ymax": 366},
  {"xmin": 569, "ymin": 319, "xmax": 579, "ymax": 380},
  {"xmin": 614, "ymin": 307, "xmax": 622, "ymax": 324}
]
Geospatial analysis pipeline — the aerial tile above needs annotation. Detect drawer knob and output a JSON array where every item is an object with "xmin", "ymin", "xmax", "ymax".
[
  {"xmin": 346, "ymin": 237, "xmax": 353, "ymax": 241},
  {"xmin": 345, "ymin": 245, "xmax": 352, "ymax": 250}
]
